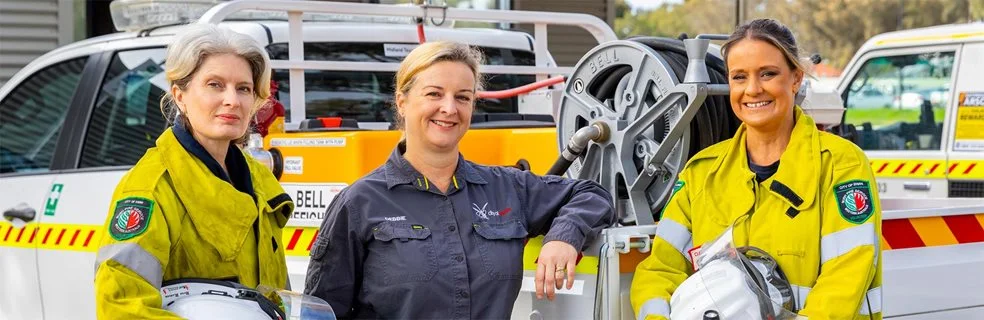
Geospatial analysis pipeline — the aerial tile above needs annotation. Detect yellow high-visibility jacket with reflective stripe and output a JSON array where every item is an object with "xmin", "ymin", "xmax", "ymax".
[
  {"xmin": 93, "ymin": 128, "xmax": 294, "ymax": 319},
  {"xmin": 631, "ymin": 107, "xmax": 882, "ymax": 320}
]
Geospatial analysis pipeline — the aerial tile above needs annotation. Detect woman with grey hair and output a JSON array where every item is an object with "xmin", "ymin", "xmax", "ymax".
[{"xmin": 93, "ymin": 24, "xmax": 294, "ymax": 319}]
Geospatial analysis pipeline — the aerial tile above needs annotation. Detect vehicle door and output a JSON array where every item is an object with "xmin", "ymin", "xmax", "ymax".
[
  {"xmin": 0, "ymin": 55, "xmax": 91, "ymax": 320},
  {"xmin": 945, "ymin": 41, "xmax": 984, "ymax": 197},
  {"xmin": 838, "ymin": 45, "xmax": 960, "ymax": 198},
  {"xmin": 36, "ymin": 46, "xmax": 169, "ymax": 320}
]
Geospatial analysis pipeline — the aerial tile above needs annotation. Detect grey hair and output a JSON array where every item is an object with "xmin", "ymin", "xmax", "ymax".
[{"xmin": 159, "ymin": 24, "xmax": 271, "ymax": 143}]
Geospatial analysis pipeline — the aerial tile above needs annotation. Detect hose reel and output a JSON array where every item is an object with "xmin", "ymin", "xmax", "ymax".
[{"xmin": 553, "ymin": 36, "xmax": 739, "ymax": 225}]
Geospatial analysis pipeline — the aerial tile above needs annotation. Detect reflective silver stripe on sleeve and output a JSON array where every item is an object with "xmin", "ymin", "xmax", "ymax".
[
  {"xmin": 637, "ymin": 298, "xmax": 670, "ymax": 320},
  {"xmin": 791, "ymin": 285, "xmax": 881, "ymax": 315},
  {"xmin": 654, "ymin": 218, "xmax": 693, "ymax": 262},
  {"xmin": 859, "ymin": 287, "xmax": 883, "ymax": 315},
  {"xmin": 95, "ymin": 243, "xmax": 164, "ymax": 289},
  {"xmin": 820, "ymin": 223, "xmax": 876, "ymax": 265},
  {"xmin": 791, "ymin": 284, "xmax": 811, "ymax": 311}
]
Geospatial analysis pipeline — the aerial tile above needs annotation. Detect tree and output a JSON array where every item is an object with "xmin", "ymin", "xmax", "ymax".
[
  {"xmin": 678, "ymin": 0, "xmax": 736, "ymax": 37},
  {"xmin": 974, "ymin": 0, "xmax": 984, "ymax": 20},
  {"xmin": 615, "ymin": 0, "xmax": 630, "ymax": 20},
  {"xmin": 614, "ymin": 0, "xmax": 735, "ymax": 39},
  {"xmin": 616, "ymin": 0, "xmax": 984, "ymax": 69},
  {"xmin": 614, "ymin": 3, "xmax": 689, "ymax": 38},
  {"xmin": 769, "ymin": 0, "xmax": 980, "ymax": 68}
]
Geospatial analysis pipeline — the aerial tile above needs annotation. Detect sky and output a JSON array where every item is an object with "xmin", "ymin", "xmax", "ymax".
[{"xmin": 625, "ymin": 0, "xmax": 684, "ymax": 10}]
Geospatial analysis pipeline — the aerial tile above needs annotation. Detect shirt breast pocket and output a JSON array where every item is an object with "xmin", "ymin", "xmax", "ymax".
[
  {"xmin": 473, "ymin": 219, "xmax": 529, "ymax": 280},
  {"xmin": 772, "ymin": 207, "xmax": 817, "ymax": 260},
  {"xmin": 369, "ymin": 222, "xmax": 438, "ymax": 284}
]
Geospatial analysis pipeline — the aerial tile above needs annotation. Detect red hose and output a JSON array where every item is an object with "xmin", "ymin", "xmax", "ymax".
[
  {"xmin": 478, "ymin": 76, "xmax": 565, "ymax": 99},
  {"xmin": 417, "ymin": 22, "xmax": 426, "ymax": 43}
]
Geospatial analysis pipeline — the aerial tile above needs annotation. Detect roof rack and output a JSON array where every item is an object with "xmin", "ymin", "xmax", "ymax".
[{"xmin": 196, "ymin": 0, "xmax": 618, "ymax": 129}]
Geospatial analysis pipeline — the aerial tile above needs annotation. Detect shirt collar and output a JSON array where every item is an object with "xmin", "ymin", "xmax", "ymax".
[
  {"xmin": 768, "ymin": 106, "xmax": 821, "ymax": 210},
  {"xmin": 705, "ymin": 106, "xmax": 820, "ymax": 212},
  {"xmin": 172, "ymin": 121, "xmax": 255, "ymax": 199},
  {"xmin": 384, "ymin": 141, "xmax": 488, "ymax": 190}
]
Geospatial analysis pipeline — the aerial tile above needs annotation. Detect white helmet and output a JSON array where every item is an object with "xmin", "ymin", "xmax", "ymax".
[
  {"xmin": 670, "ymin": 258, "xmax": 764, "ymax": 320},
  {"xmin": 669, "ymin": 247, "xmax": 796, "ymax": 320},
  {"xmin": 161, "ymin": 279, "xmax": 286, "ymax": 320}
]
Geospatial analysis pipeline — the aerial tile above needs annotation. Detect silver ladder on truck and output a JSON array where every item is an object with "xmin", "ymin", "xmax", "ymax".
[{"xmin": 196, "ymin": 0, "xmax": 618, "ymax": 129}]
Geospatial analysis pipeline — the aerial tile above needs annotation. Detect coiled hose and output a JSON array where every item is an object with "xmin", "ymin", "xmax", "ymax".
[{"xmin": 594, "ymin": 36, "xmax": 740, "ymax": 159}]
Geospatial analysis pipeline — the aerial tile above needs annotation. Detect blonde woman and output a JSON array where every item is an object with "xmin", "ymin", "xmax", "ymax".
[
  {"xmin": 93, "ymin": 24, "xmax": 294, "ymax": 319},
  {"xmin": 304, "ymin": 41, "xmax": 615, "ymax": 319}
]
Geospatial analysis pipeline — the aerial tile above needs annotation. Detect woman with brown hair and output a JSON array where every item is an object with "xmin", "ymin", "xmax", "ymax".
[{"xmin": 631, "ymin": 19, "xmax": 882, "ymax": 320}]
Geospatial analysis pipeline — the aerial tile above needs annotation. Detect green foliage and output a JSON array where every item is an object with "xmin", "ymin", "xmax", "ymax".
[
  {"xmin": 615, "ymin": 0, "xmax": 984, "ymax": 69},
  {"xmin": 614, "ymin": 0, "xmax": 733, "ymax": 39},
  {"xmin": 844, "ymin": 107, "xmax": 946, "ymax": 128}
]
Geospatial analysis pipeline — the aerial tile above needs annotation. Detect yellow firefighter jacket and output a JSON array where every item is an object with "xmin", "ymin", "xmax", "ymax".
[
  {"xmin": 94, "ymin": 125, "xmax": 294, "ymax": 319},
  {"xmin": 631, "ymin": 107, "xmax": 882, "ymax": 320}
]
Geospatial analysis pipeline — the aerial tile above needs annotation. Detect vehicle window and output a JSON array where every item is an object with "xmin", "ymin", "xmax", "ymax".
[
  {"xmin": 0, "ymin": 57, "xmax": 88, "ymax": 174},
  {"xmin": 842, "ymin": 51, "xmax": 954, "ymax": 151},
  {"xmin": 81, "ymin": 48, "xmax": 168, "ymax": 168},
  {"xmin": 267, "ymin": 42, "xmax": 537, "ymax": 123}
]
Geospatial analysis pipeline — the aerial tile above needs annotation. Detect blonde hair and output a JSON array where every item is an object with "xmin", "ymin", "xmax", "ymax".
[
  {"xmin": 159, "ymin": 24, "xmax": 271, "ymax": 143},
  {"xmin": 393, "ymin": 41, "xmax": 485, "ymax": 129}
]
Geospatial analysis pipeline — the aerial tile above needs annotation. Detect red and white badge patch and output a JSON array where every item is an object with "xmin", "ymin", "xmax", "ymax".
[
  {"xmin": 688, "ymin": 245, "xmax": 702, "ymax": 271},
  {"xmin": 835, "ymin": 180, "xmax": 875, "ymax": 224},
  {"xmin": 109, "ymin": 197, "xmax": 154, "ymax": 241}
]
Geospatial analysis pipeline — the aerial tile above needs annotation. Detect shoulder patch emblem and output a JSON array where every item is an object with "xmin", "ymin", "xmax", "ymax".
[
  {"xmin": 109, "ymin": 197, "xmax": 155, "ymax": 241},
  {"xmin": 834, "ymin": 180, "xmax": 874, "ymax": 224},
  {"xmin": 658, "ymin": 180, "xmax": 685, "ymax": 220},
  {"xmin": 672, "ymin": 180, "xmax": 685, "ymax": 193}
]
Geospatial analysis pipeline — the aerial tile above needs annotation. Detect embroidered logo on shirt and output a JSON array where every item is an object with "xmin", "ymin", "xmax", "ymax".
[
  {"xmin": 109, "ymin": 197, "xmax": 154, "ymax": 241},
  {"xmin": 834, "ymin": 180, "xmax": 874, "ymax": 224},
  {"xmin": 472, "ymin": 202, "xmax": 511, "ymax": 220},
  {"xmin": 384, "ymin": 216, "xmax": 407, "ymax": 221}
]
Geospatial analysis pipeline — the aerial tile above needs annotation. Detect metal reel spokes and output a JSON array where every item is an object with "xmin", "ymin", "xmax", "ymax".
[{"xmin": 556, "ymin": 40, "xmax": 691, "ymax": 226}]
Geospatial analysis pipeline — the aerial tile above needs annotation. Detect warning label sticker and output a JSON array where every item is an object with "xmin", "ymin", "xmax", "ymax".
[
  {"xmin": 281, "ymin": 183, "xmax": 347, "ymax": 227},
  {"xmin": 284, "ymin": 157, "xmax": 303, "ymax": 175},
  {"xmin": 270, "ymin": 137, "xmax": 346, "ymax": 148},
  {"xmin": 954, "ymin": 92, "xmax": 984, "ymax": 151},
  {"xmin": 384, "ymin": 43, "xmax": 419, "ymax": 57}
]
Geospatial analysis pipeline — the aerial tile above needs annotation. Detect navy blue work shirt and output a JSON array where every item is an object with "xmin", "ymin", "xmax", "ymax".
[{"xmin": 304, "ymin": 143, "xmax": 615, "ymax": 319}]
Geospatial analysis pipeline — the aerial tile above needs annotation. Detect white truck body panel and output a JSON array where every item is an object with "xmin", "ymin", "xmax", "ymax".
[
  {"xmin": 0, "ymin": 2, "xmax": 599, "ymax": 318},
  {"xmin": 0, "ymin": 175, "xmax": 51, "ymax": 320},
  {"xmin": 1, "ymin": 2, "xmax": 982, "ymax": 318}
]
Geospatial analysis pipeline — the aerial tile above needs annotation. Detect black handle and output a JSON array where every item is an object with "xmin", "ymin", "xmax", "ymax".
[
  {"xmin": 269, "ymin": 147, "xmax": 284, "ymax": 180},
  {"xmin": 3, "ymin": 204, "xmax": 36, "ymax": 222},
  {"xmin": 703, "ymin": 310, "xmax": 721, "ymax": 320},
  {"xmin": 513, "ymin": 159, "xmax": 531, "ymax": 171}
]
